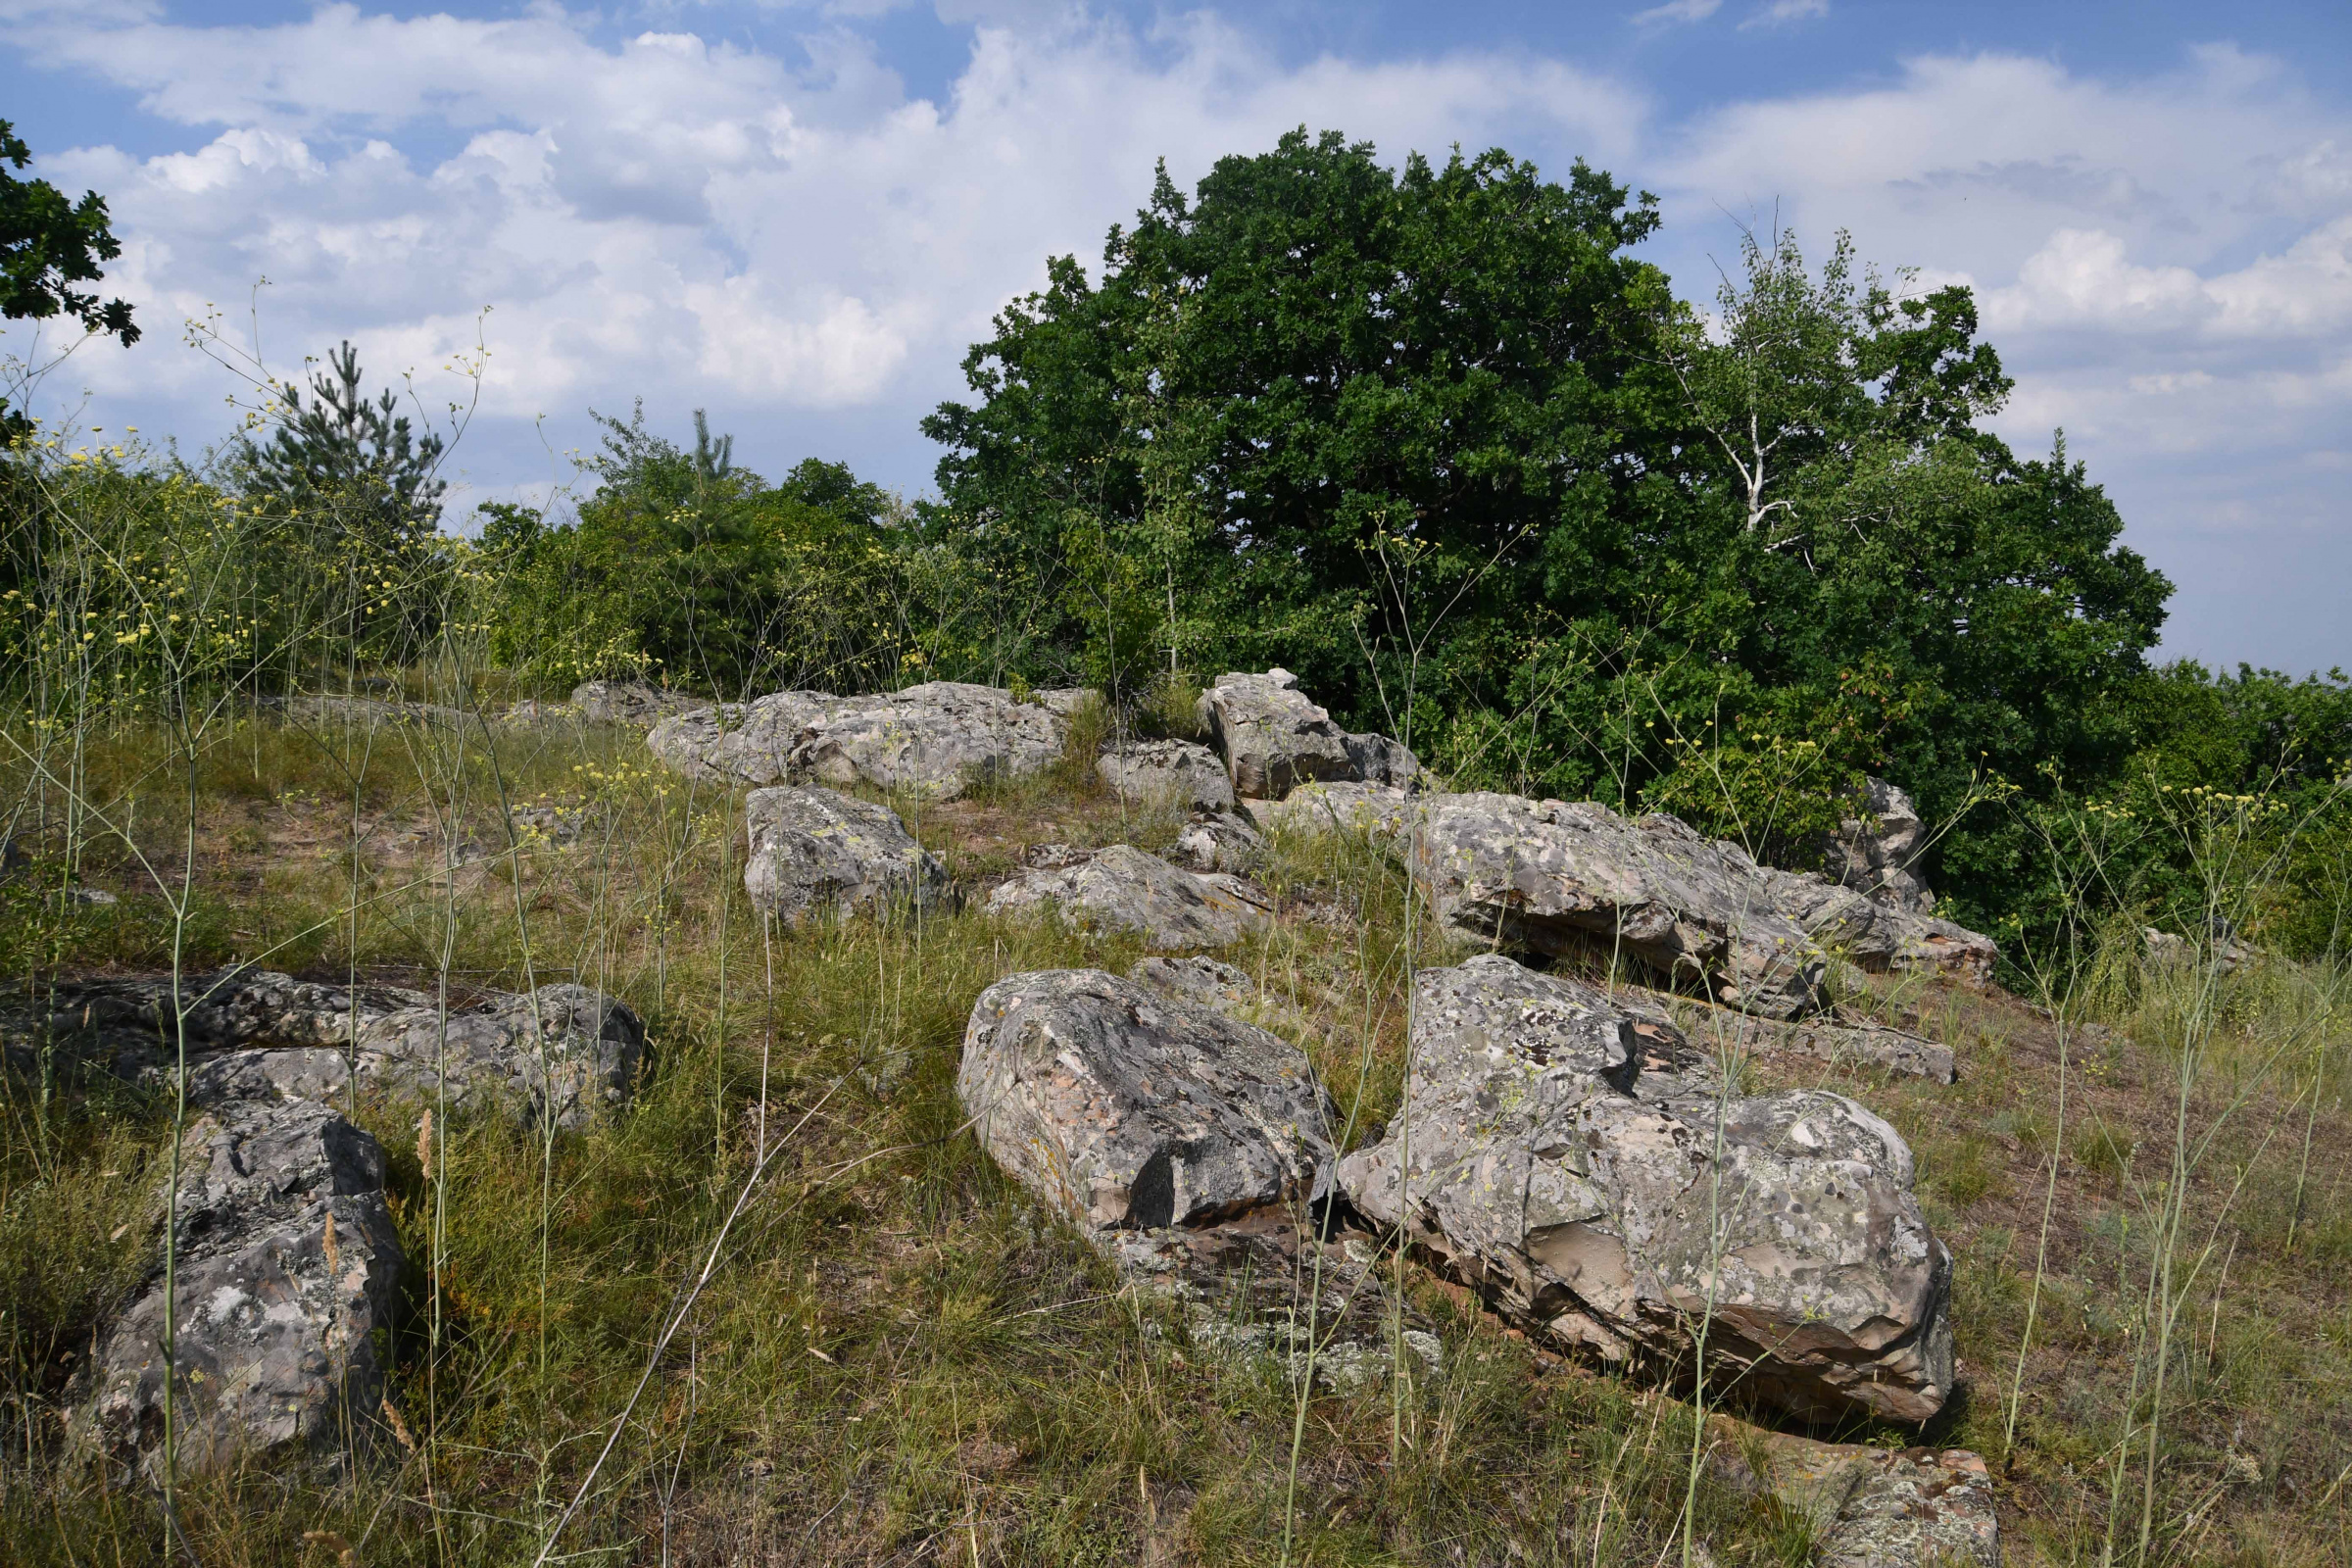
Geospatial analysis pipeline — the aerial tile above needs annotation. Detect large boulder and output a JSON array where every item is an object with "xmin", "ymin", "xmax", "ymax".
[
  {"xmin": 1169, "ymin": 811, "xmax": 1264, "ymax": 873},
  {"xmin": 1098, "ymin": 740, "xmax": 1235, "ymax": 813},
  {"xmin": 985, "ymin": 844, "xmax": 1271, "ymax": 949},
  {"xmin": 742, "ymin": 786, "xmax": 947, "ymax": 929},
  {"xmin": 1193, "ymin": 670, "xmax": 1419, "ymax": 801},
  {"xmin": 1409, "ymin": 793, "xmax": 1826, "ymax": 1019},
  {"xmin": 1753, "ymin": 865, "xmax": 1998, "ymax": 988},
  {"xmin": 957, "ymin": 968, "xmax": 1334, "ymax": 1233},
  {"xmin": 76, "ymin": 1099, "xmax": 404, "ymax": 1472},
  {"xmin": 649, "ymin": 683, "xmax": 1083, "ymax": 799},
  {"xmin": 1824, "ymin": 777, "xmax": 1935, "ymax": 914},
  {"xmin": 11, "ymin": 969, "xmax": 645, "ymax": 1130},
  {"xmin": 569, "ymin": 679, "xmax": 703, "ymax": 726},
  {"xmin": 1337, "ymin": 956, "xmax": 1954, "ymax": 1423},
  {"xmin": 646, "ymin": 691, "xmax": 841, "ymax": 784}
]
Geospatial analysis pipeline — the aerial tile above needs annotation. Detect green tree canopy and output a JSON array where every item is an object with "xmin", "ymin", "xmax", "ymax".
[
  {"xmin": 925, "ymin": 127, "xmax": 2174, "ymax": 926},
  {"xmin": 0, "ymin": 120, "xmax": 136, "ymax": 351}
]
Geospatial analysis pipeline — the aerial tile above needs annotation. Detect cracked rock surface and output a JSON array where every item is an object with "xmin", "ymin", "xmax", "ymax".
[
  {"xmin": 1336, "ymin": 955, "xmax": 1954, "ymax": 1423},
  {"xmin": 8, "ymin": 968, "xmax": 645, "ymax": 1130},
  {"xmin": 1194, "ymin": 670, "xmax": 1418, "ymax": 801},
  {"xmin": 1714, "ymin": 1427, "xmax": 1999, "ymax": 1567},
  {"xmin": 1098, "ymin": 740, "xmax": 1235, "ymax": 813},
  {"xmin": 649, "ymin": 681, "xmax": 1087, "ymax": 798},
  {"xmin": 1409, "ymin": 794, "xmax": 1829, "ymax": 1019},
  {"xmin": 985, "ymin": 844, "xmax": 1272, "ymax": 949},
  {"xmin": 957, "ymin": 968, "xmax": 1335, "ymax": 1235},
  {"xmin": 743, "ymin": 785, "xmax": 947, "ymax": 929},
  {"xmin": 74, "ymin": 1098, "xmax": 404, "ymax": 1472}
]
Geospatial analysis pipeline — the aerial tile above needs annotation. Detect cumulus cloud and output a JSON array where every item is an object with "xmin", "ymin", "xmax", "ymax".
[{"xmin": 3, "ymin": 6, "xmax": 2348, "ymax": 667}]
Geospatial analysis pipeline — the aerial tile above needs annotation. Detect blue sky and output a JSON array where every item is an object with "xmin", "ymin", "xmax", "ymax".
[{"xmin": 5, "ymin": 1, "xmax": 2349, "ymax": 674}]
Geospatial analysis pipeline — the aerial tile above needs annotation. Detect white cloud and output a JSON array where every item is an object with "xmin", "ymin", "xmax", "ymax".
[
  {"xmin": 2, "ymin": 7, "xmax": 2347, "ymax": 668},
  {"xmin": 1740, "ymin": 0, "xmax": 1829, "ymax": 29}
]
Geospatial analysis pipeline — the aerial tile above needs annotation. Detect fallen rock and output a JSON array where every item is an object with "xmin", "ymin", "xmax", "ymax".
[
  {"xmin": 10, "ymin": 969, "xmax": 645, "ymax": 1130},
  {"xmin": 986, "ymin": 844, "xmax": 1271, "ymax": 949},
  {"xmin": 1248, "ymin": 781, "xmax": 1415, "ymax": 844},
  {"xmin": 1754, "ymin": 866, "xmax": 1998, "ymax": 988},
  {"xmin": 76, "ymin": 1098, "xmax": 404, "ymax": 1472},
  {"xmin": 1099, "ymin": 740, "xmax": 1235, "ymax": 813},
  {"xmin": 1713, "ymin": 1427, "xmax": 1999, "ymax": 1568},
  {"xmin": 1170, "ymin": 811, "xmax": 1264, "ymax": 873},
  {"xmin": 1823, "ymin": 777, "xmax": 1936, "ymax": 914},
  {"xmin": 1337, "ymin": 955, "xmax": 1954, "ymax": 1423},
  {"xmin": 1410, "ymin": 794, "xmax": 1826, "ymax": 1019},
  {"xmin": 742, "ymin": 786, "xmax": 947, "ymax": 929},
  {"xmin": 1194, "ymin": 670, "xmax": 1418, "ymax": 801},
  {"xmin": 957, "ymin": 968, "xmax": 1334, "ymax": 1233},
  {"xmin": 646, "ymin": 691, "xmax": 841, "ymax": 784},
  {"xmin": 649, "ymin": 682, "xmax": 1079, "ymax": 799}
]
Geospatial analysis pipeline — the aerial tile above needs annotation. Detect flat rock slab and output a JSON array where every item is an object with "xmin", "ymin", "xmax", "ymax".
[
  {"xmin": 1195, "ymin": 670, "xmax": 1418, "ymax": 801},
  {"xmin": 986, "ymin": 844, "xmax": 1272, "ymax": 949},
  {"xmin": 76, "ymin": 1098, "xmax": 404, "ymax": 1472},
  {"xmin": 649, "ymin": 682, "xmax": 1089, "ymax": 799},
  {"xmin": 742, "ymin": 786, "xmax": 947, "ymax": 928},
  {"xmin": 1410, "ymin": 793, "xmax": 1827, "ymax": 1019},
  {"xmin": 957, "ymin": 968, "xmax": 1335, "ymax": 1233},
  {"xmin": 1099, "ymin": 740, "xmax": 1235, "ymax": 813},
  {"xmin": 10, "ymin": 968, "xmax": 645, "ymax": 1130},
  {"xmin": 1337, "ymin": 955, "xmax": 1954, "ymax": 1423},
  {"xmin": 1714, "ymin": 1426, "xmax": 1999, "ymax": 1567}
]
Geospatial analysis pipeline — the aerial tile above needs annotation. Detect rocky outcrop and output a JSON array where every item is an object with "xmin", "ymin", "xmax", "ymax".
[
  {"xmin": 1409, "ymin": 794, "xmax": 1827, "ymax": 1019},
  {"xmin": 1753, "ymin": 866, "xmax": 1998, "ymax": 988},
  {"xmin": 8, "ymin": 969, "xmax": 645, "ymax": 1130},
  {"xmin": 986, "ymin": 844, "xmax": 1272, "ymax": 949},
  {"xmin": 1098, "ymin": 740, "xmax": 1235, "ymax": 813},
  {"xmin": 742, "ymin": 786, "xmax": 947, "ymax": 929},
  {"xmin": 1825, "ymin": 778, "xmax": 1935, "ymax": 914},
  {"xmin": 567, "ymin": 679, "xmax": 704, "ymax": 725},
  {"xmin": 76, "ymin": 1098, "xmax": 404, "ymax": 1472},
  {"xmin": 1193, "ymin": 670, "xmax": 1418, "ymax": 801},
  {"xmin": 1248, "ymin": 781, "xmax": 1416, "ymax": 844},
  {"xmin": 1714, "ymin": 1427, "xmax": 1999, "ymax": 1567},
  {"xmin": 648, "ymin": 682, "xmax": 1084, "ymax": 799},
  {"xmin": 1130, "ymin": 955, "xmax": 1256, "ymax": 1014},
  {"xmin": 1337, "ymin": 956, "xmax": 1954, "ymax": 1423},
  {"xmin": 956, "ymin": 968, "xmax": 1334, "ymax": 1234},
  {"xmin": 1169, "ymin": 811, "xmax": 1264, "ymax": 873}
]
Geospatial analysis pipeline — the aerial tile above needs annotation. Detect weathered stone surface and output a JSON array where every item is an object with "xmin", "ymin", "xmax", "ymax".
[
  {"xmin": 1248, "ymin": 781, "xmax": 1416, "ymax": 844},
  {"xmin": 1410, "ymin": 794, "xmax": 1827, "ymax": 1020},
  {"xmin": 1170, "ymin": 811, "xmax": 1263, "ymax": 873},
  {"xmin": 957, "ymin": 968, "xmax": 1334, "ymax": 1233},
  {"xmin": 1824, "ymin": 777, "xmax": 1936, "ymax": 914},
  {"xmin": 1130, "ymin": 955, "xmax": 1255, "ymax": 1013},
  {"xmin": 1098, "ymin": 740, "xmax": 1235, "ymax": 813},
  {"xmin": 8, "ymin": 968, "xmax": 645, "ymax": 1130},
  {"xmin": 1713, "ymin": 1427, "xmax": 1999, "ymax": 1568},
  {"xmin": 649, "ymin": 682, "xmax": 1076, "ymax": 799},
  {"xmin": 1337, "ymin": 955, "xmax": 1954, "ymax": 1423},
  {"xmin": 742, "ymin": 785, "xmax": 947, "ymax": 929},
  {"xmin": 986, "ymin": 844, "xmax": 1271, "ymax": 949},
  {"xmin": 76, "ymin": 1098, "xmax": 404, "ymax": 1472},
  {"xmin": 646, "ymin": 691, "xmax": 841, "ymax": 784},
  {"xmin": 1753, "ymin": 866, "xmax": 1998, "ymax": 988},
  {"xmin": 568, "ymin": 679, "xmax": 703, "ymax": 725},
  {"xmin": 1195, "ymin": 669, "xmax": 1357, "ymax": 800},
  {"xmin": 1344, "ymin": 730, "xmax": 1421, "ymax": 788}
]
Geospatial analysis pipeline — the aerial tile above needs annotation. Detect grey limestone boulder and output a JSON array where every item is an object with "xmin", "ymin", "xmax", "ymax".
[
  {"xmin": 1130, "ymin": 955, "xmax": 1256, "ymax": 1014},
  {"xmin": 985, "ymin": 844, "xmax": 1271, "ymax": 949},
  {"xmin": 1715, "ymin": 1430, "xmax": 1999, "ymax": 1567},
  {"xmin": 742, "ymin": 785, "xmax": 946, "ymax": 929},
  {"xmin": 956, "ymin": 968, "xmax": 1334, "ymax": 1233},
  {"xmin": 1410, "ymin": 793, "xmax": 1827, "ymax": 1020},
  {"xmin": 10, "ymin": 969, "xmax": 645, "ymax": 1130},
  {"xmin": 77, "ymin": 1098, "xmax": 404, "ymax": 1472},
  {"xmin": 1337, "ymin": 955, "xmax": 1954, "ymax": 1423},
  {"xmin": 649, "ymin": 682, "xmax": 1081, "ymax": 799},
  {"xmin": 1169, "ymin": 811, "xmax": 1264, "ymax": 873},
  {"xmin": 1754, "ymin": 865, "xmax": 1998, "ymax": 988},
  {"xmin": 646, "ymin": 691, "xmax": 840, "ymax": 784},
  {"xmin": 1098, "ymin": 740, "xmax": 1235, "ymax": 813},
  {"xmin": 569, "ymin": 679, "xmax": 703, "ymax": 726},
  {"xmin": 1193, "ymin": 669, "xmax": 1419, "ymax": 802},
  {"xmin": 1824, "ymin": 777, "xmax": 1936, "ymax": 914}
]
